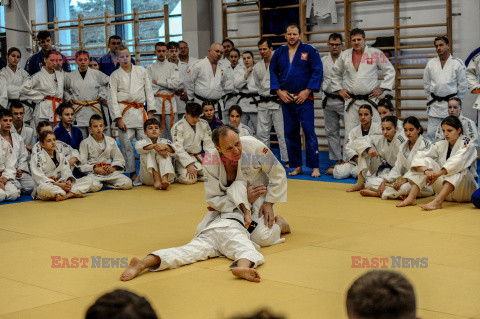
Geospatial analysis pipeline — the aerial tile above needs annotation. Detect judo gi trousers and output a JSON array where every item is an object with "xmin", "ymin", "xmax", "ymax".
[
  {"xmin": 405, "ymin": 161, "xmax": 479, "ymax": 203},
  {"xmin": 426, "ymin": 116, "xmax": 443, "ymax": 143},
  {"xmin": 138, "ymin": 152, "xmax": 176, "ymax": 185},
  {"xmin": 118, "ymin": 128, "xmax": 146, "ymax": 174},
  {"xmin": 241, "ymin": 112, "xmax": 258, "ymax": 134},
  {"xmin": 0, "ymin": 181, "xmax": 20, "ymax": 202},
  {"xmin": 89, "ymin": 172, "xmax": 133, "ymax": 190},
  {"xmin": 323, "ymin": 100, "xmax": 345, "ymax": 161},
  {"xmin": 35, "ymin": 176, "xmax": 93, "ymax": 200},
  {"xmin": 149, "ymin": 219, "xmax": 265, "ymax": 271},
  {"xmin": 281, "ymin": 98, "xmax": 319, "ymax": 168},
  {"xmin": 381, "ymin": 181, "xmax": 434, "ymax": 200},
  {"xmin": 333, "ymin": 161, "xmax": 358, "ymax": 180},
  {"xmin": 256, "ymin": 109, "xmax": 289, "ymax": 162}
]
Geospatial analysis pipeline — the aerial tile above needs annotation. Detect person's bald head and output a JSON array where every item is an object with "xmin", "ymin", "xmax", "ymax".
[{"xmin": 208, "ymin": 43, "xmax": 224, "ymax": 63}]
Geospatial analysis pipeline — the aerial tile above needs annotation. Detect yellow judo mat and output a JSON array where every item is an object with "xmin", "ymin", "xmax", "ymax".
[{"xmin": 1, "ymin": 180, "xmax": 479, "ymax": 319}]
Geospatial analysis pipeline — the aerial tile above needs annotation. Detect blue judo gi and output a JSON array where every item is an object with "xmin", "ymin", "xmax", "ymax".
[
  {"xmin": 269, "ymin": 41, "xmax": 323, "ymax": 169},
  {"xmin": 97, "ymin": 53, "xmax": 136, "ymax": 76},
  {"xmin": 54, "ymin": 123, "xmax": 84, "ymax": 150},
  {"xmin": 24, "ymin": 50, "xmax": 71, "ymax": 76},
  {"xmin": 201, "ymin": 115, "xmax": 224, "ymax": 132}
]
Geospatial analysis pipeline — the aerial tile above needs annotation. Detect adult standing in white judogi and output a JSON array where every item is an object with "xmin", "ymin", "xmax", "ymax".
[
  {"xmin": 423, "ymin": 36, "xmax": 468, "ymax": 142},
  {"xmin": 147, "ymin": 42, "xmax": 181, "ymax": 140},
  {"xmin": 175, "ymin": 41, "xmax": 198, "ymax": 121},
  {"xmin": 253, "ymin": 39, "xmax": 289, "ymax": 164},
  {"xmin": 331, "ymin": 28, "xmax": 395, "ymax": 140},
  {"xmin": 322, "ymin": 33, "xmax": 345, "ymax": 174},
  {"xmin": 0, "ymin": 47, "xmax": 32, "ymax": 125},
  {"xmin": 109, "ymin": 45, "xmax": 155, "ymax": 181},
  {"xmin": 184, "ymin": 43, "xmax": 231, "ymax": 121},
  {"xmin": 0, "ymin": 109, "xmax": 34, "ymax": 194},
  {"xmin": 20, "ymin": 50, "xmax": 65, "ymax": 127},
  {"xmin": 64, "ymin": 51, "xmax": 109, "ymax": 138},
  {"xmin": 199, "ymin": 125, "xmax": 290, "ymax": 248}
]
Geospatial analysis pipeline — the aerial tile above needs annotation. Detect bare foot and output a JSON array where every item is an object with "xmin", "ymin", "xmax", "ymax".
[
  {"xmin": 72, "ymin": 193, "xmax": 85, "ymax": 198},
  {"xmin": 421, "ymin": 200, "xmax": 442, "ymax": 211},
  {"xmin": 120, "ymin": 257, "xmax": 146, "ymax": 281},
  {"xmin": 161, "ymin": 179, "xmax": 170, "ymax": 190},
  {"xmin": 396, "ymin": 198, "xmax": 417, "ymax": 207},
  {"xmin": 55, "ymin": 194, "xmax": 65, "ymax": 202},
  {"xmin": 285, "ymin": 162, "xmax": 290, "ymax": 169},
  {"xmin": 359, "ymin": 189, "xmax": 378, "ymax": 197},
  {"xmin": 275, "ymin": 215, "xmax": 291, "ymax": 234},
  {"xmin": 130, "ymin": 173, "xmax": 138, "ymax": 181},
  {"xmin": 346, "ymin": 183, "xmax": 364, "ymax": 192},
  {"xmin": 154, "ymin": 180, "xmax": 163, "ymax": 190},
  {"xmin": 231, "ymin": 267, "xmax": 261, "ymax": 282},
  {"xmin": 311, "ymin": 168, "xmax": 321, "ymax": 178},
  {"xmin": 325, "ymin": 166, "xmax": 334, "ymax": 175},
  {"xmin": 288, "ymin": 167, "xmax": 303, "ymax": 176}
]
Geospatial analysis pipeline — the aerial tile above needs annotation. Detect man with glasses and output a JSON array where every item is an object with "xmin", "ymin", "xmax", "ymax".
[
  {"xmin": 25, "ymin": 30, "xmax": 71, "ymax": 76},
  {"xmin": 322, "ymin": 33, "xmax": 345, "ymax": 175},
  {"xmin": 97, "ymin": 35, "xmax": 136, "ymax": 76}
]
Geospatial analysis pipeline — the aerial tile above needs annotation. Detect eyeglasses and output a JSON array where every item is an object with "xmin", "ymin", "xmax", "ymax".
[
  {"xmin": 39, "ymin": 39, "xmax": 51, "ymax": 44},
  {"xmin": 328, "ymin": 43, "xmax": 342, "ymax": 47}
]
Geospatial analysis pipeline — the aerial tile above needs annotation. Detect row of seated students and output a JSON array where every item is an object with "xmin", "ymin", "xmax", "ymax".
[
  {"xmin": 0, "ymin": 101, "xmax": 256, "ymax": 203},
  {"xmin": 333, "ymin": 96, "xmax": 479, "ymax": 211}
]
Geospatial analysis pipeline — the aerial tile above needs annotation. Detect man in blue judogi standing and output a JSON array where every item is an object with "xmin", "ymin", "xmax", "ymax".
[{"xmin": 270, "ymin": 23, "xmax": 323, "ymax": 177}]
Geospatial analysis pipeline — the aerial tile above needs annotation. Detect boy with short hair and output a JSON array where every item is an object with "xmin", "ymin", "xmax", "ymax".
[
  {"xmin": 10, "ymin": 101, "xmax": 35, "ymax": 151},
  {"xmin": 109, "ymin": 45, "xmax": 155, "ymax": 181},
  {"xmin": 54, "ymin": 103, "xmax": 84, "ymax": 149},
  {"xmin": 135, "ymin": 118, "xmax": 175, "ymax": 190},
  {"xmin": 78, "ymin": 114, "xmax": 132, "ymax": 190},
  {"xmin": 171, "ymin": 102, "xmax": 215, "ymax": 184}
]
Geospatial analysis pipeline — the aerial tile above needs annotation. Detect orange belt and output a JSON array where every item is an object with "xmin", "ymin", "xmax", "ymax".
[
  {"xmin": 120, "ymin": 101, "xmax": 147, "ymax": 123},
  {"xmin": 155, "ymin": 93, "xmax": 175, "ymax": 132},
  {"xmin": 44, "ymin": 96, "xmax": 62, "ymax": 125},
  {"xmin": 95, "ymin": 162, "xmax": 109, "ymax": 168},
  {"xmin": 72, "ymin": 100, "xmax": 103, "ymax": 116},
  {"xmin": 49, "ymin": 176, "xmax": 58, "ymax": 182},
  {"xmin": 189, "ymin": 153, "xmax": 203, "ymax": 164}
]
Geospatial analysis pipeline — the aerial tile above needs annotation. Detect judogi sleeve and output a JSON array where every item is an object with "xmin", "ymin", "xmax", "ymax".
[
  {"xmin": 269, "ymin": 50, "xmax": 281, "ymax": 94},
  {"xmin": 134, "ymin": 139, "xmax": 151, "ymax": 155},
  {"xmin": 331, "ymin": 53, "xmax": 346, "ymax": 93},
  {"xmin": 143, "ymin": 69, "xmax": 155, "ymax": 113},
  {"xmin": 172, "ymin": 125, "xmax": 195, "ymax": 167},
  {"xmin": 184, "ymin": 62, "xmax": 198, "ymax": 100},
  {"xmin": 344, "ymin": 129, "xmax": 358, "ymax": 161},
  {"xmin": 466, "ymin": 58, "xmax": 480, "ymax": 91},
  {"xmin": 259, "ymin": 144, "xmax": 288, "ymax": 203},
  {"xmin": 201, "ymin": 124, "xmax": 215, "ymax": 154},
  {"xmin": 456, "ymin": 61, "xmax": 469, "ymax": 100},
  {"xmin": 354, "ymin": 135, "xmax": 376, "ymax": 155},
  {"xmin": 63, "ymin": 73, "xmax": 73, "ymax": 103},
  {"xmin": 378, "ymin": 52, "xmax": 395, "ymax": 91},
  {"xmin": 78, "ymin": 139, "xmax": 94, "ymax": 173},
  {"xmin": 204, "ymin": 160, "xmax": 239, "ymax": 213},
  {"xmin": 411, "ymin": 144, "xmax": 440, "ymax": 169},
  {"xmin": 30, "ymin": 152, "xmax": 53, "ymax": 184},
  {"xmin": 423, "ymin": 62, "xmax": 433, "ymax": 100},
  {"xmin": 233, "ymin": 67, "xmax": 247, "ymax": 91},
  {"xmin": 96, "ymin": 71, "xmax": 110, "ymax": 100},
  {"xmin": 108, "ymin": 73, "xmax": 122, "ymax": 120},
  {"xmin": 20, "ymin": 74, "xmax": 41, "ymax": 102},
  {"xmin": 0, "ymin": 81, "xmax": 7, "ymax": 108},
  {"xmin": 443, "ymin": 139, "xmax": 477, "ymax": 175},
  {"xmin": 164, "ymin": 65, "xmax": 181, "ymax": 89},
  {"xmin": 307, "ymin": 49, "xmax": 323, "ymax": 92}
]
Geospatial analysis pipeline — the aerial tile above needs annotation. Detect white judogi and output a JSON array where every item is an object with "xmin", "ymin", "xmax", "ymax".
[
  {"xmin": 237, "ymin": 123, "xmax": 253, "ymax": 137},
  {"xmin": 30, "ymin": 148, "xmax": 93, "ymax": 200},
  {"xmin": 171, "ymin": 117, "xmax": 215, "ymax": 184},
  {"xmin": 147, "ymin": 60, "xmax": 180, "ymax": 140},
  {"xmin": 0, "ymin": 132, "xmax": 34, "ymax": 194},
  {"xmin": 0, "ymin": 81, "xmax": 7, "ymax": 109},
  {"xmin": 135, "ymin": 137, "xmax": 176, "ymax": 185},
  {"xmin": 434, "ymin": 115, "xmax": 479, "ymax": 147},
  {"xmin": 322, "ymin": 53, "xmax": 345, "ymax": 162},
  {"xmin": 20, "ymin": 68, "xmax": 64, "ymax": 126},
  {"xmin": 10, "ymin": 125, "xmax": 35, "ymax": 149},
  {"xmin": 109, "ymin": 65, "xmax": 155, "ymax": 174},
  {"xmin": 333, "ymin": 123, "xmax": 382, "ymax": 179},
  {"xmin": 423, "ymin": 55, "xmax": 468, "ymax": 141},
  {"xmin": 381, "ymin": 135, "xmax": 434, "ymax": 199},
  {"xmin": 466, "ymin": 53, "xmax": 480, "ymax": 109},
  {"xmin": 78, "ymin": 135, "xmax": 132, "ymax": 190},
  {"xmin": 405, "ymin": 135, "xmax": 478, "ymax": 202},
  {"xmin": 354, "ymin": 132, "xmax": 405, "ymax": 191},
  {"xmin": 175, "ymin": 57, "xmax": 197, "ymax": 119},
  {"xmin": 184, "ymin": 57, "xmax": 231, "ymax": 119},
  {"xmin": 199, "ymin": 136, "xmax": 287, "ymax": 247},
  {"xmin": 233, "ymin": 65, "xmax": 258, "ymax": 132},
  {"xmin": 253, "ymin": 58, "xmax": 288, "ymax": 162},
  {"xmin": 64, "ymin": 68, "xmax": 109, "ymax": 137},
  {"xmin": 0, "ymin": 66, "xmax": 32, "ymax": 123},
  {"xmin": 32, "ymin": 140, "xmax": 80, "ymax": 171},
  {"xmin": 331, "ymin": 46, "xmax": 395, "ymax": 138},
  {"xmin": 0, "ymin": 138, "xmax": 20, "ymax": 202}
]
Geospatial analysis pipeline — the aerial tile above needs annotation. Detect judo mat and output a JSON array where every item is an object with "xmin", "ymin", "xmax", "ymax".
[{"xmin": 1, "ymin": 177, "xmax": 479, "ymax": 319}]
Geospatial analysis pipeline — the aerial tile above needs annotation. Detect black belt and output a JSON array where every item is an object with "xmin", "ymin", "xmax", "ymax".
[
  {"xmin": 226, "ymin": 218, "xmax": 257, "ymax": 233},
  {"xmin": 10, "ymin": 99, "xmax": 35, "ymax": 109},
  {"xmin": 258, "ymin": 95, "xmax": 280, "ymax": 104},
  {"xmin": 195, "ymin": 94, "xmax": 223, "ymax": 120},
  {"xmin": 235, "ymin": 92, "xmax": 260, "ymax": 108},
  {"xmin": 427, "ymin": 92, "xmax": 457, "ymax": 106},
  {"xmin": 345, "ymin": 93, "xmax": 377, "ymax": 112},
  {"xmin": 322, "ymin": 91, "xmax": 344, "ymax": 108}
]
